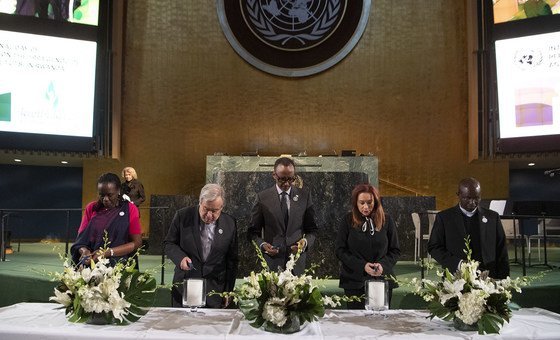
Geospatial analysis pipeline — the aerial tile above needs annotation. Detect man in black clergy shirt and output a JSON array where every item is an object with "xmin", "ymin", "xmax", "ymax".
[
  {"xmin": 428, "ymin": 177, "xmax": 510, "ymax": 279},
  {"xmin": 248, "ymin": 157, "xmax": 318, "ymax": 275}
]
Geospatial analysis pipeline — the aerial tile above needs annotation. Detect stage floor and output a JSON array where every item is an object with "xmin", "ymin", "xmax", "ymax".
[{"xmin": 1, "ymin": 242, "xmax": 559, "ymax": 312}]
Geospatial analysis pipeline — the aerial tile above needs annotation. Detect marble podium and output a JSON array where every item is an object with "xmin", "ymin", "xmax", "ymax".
[
  {"xmin": 207, "ymin": 156, "xmax": 380, "ymax": 277},
  {"xmin": 149, "ymin": 156, "xmax": 435, "ymax": 277}
]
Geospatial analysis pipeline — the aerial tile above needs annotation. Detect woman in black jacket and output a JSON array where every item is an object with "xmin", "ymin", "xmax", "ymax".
[
  {"xmin": 121, "ymin": 167, "xmax": 146, "ymax": 208},
  {"xmin": 336, "ymin": 183, "xmax": 400, "ymax": 309}
]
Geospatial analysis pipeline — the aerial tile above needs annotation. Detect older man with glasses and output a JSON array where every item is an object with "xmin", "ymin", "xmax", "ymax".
[
  {"xmin": 164, "ymin": 183, "xmax": 238, "ymax": 308},
  {"xmin": 248, "ymin": 157, "xmax": 318, "ymax": 275}
]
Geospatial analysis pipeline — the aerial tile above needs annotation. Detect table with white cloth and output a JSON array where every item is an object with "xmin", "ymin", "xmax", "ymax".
[{"xmin": 1, "ymin": 303, "xmax": 560, "ymax": 339}]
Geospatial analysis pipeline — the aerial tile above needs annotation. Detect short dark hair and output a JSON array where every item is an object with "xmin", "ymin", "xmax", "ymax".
[
  {"xmin": 457, "ymin": 177, "xmax": 481, "ymax": 194},
  {"xmin": 97, "ymin": 172, "xmax": 121, "ymax": 188},
  {"xmin": 274, "ymin": 157, "xmax": 295, "ymax": 171},
  {"xmin": 94, "ymin": 173, "xmax": 123, "ymax": 211}
]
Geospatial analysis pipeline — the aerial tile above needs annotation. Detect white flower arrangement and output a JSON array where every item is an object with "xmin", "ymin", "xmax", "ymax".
[
  {"xmin": 0, "ymin": 0, "xmax": 16, "ymax": 14},
  {"xmin": 399, "ymin": 236, "xmax": 543, "ymax": 334},
  {"xmin": 48, "ymin": 235, "xmax": 157, "ymax": 324},
  {"xmin": 214, "ymin": 241, "xmax": 358, "ymax": 333}
]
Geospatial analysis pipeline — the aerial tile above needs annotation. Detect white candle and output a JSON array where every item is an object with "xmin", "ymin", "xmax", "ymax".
[
  {"xmin": 367, "ymin": 281, "xmax": 385, "ymax": 309},
  {"xmin": 184, "ymin": 279, "xmax": 204, "ymax": 307}
]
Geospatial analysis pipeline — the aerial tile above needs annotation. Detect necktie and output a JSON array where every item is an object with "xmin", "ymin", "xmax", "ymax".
[
  {"xmin": 280, "ymin": 192, "xmax": 289, "ymax": 227},
  {"xmin": 201, "ymin": 223, "xmax": 214, "ymax": 261}
]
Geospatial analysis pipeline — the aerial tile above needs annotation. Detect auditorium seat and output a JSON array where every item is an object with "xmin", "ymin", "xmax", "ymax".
[{"xmin": 412, "ymin": 212, "xmax": 433, "ymax": 263}]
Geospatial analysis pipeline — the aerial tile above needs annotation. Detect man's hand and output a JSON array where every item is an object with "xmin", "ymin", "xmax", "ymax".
[
  {"xmin": 290, "ymin": 238, "xmax": 307, "ymax": 254},
  {"xmin": 365, "ymin": 262, "xmax": 383, "ymax": 277},
  {"xmin": 262, "ymin": 243, "xmax": 279, "ymax": 256},
  {"xmin": 180, "ymin": 256, "xmax": 193, "ymax": 271}
]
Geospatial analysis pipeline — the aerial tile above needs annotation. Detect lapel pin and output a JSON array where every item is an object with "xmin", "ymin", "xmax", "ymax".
[
  {"xmin": 218, "ymin": 228, "xmax": 223, "ymax": 234},
  {"xmin": 293, "ymin": 195, "xmax": 299, "ymax": 202},
  {"xmin": 482, "ymin": 216, "xmax": 487, "ymax": 223},
  {"xmin": 119, "ymin": 212, "xmax": 125, "ymax": 216}
]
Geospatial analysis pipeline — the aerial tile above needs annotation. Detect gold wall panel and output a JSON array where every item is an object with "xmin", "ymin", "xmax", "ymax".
[{"xmin": 82, "ymin": 0, "xmax": 509, "ymax": 234}]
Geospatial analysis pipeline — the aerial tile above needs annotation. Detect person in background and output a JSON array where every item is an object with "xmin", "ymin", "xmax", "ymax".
[
  {"xmin": 71, "ymin": 172, "xmax": 142, "ymax": 267},
  {"xmin": 164, "ymin": 183, "xmax": 238, "ymax": 308},
  {"xmin": 428, "ymin": 177, "xmax": 510, "ymax": 279},
  {"xmin": 336, "ymin": 183, "xmax": 400, "ymax": 309},
  {"xmin": 247, "ymin": 157, "xmax": 318, "ymax": 275},
  {"xmin": 121, "ymin": 167, "xmax": 146, "ymax": 209}
]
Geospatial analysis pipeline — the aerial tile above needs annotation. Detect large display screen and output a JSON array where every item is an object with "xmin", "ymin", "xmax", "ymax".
[
  {"xmin": 493, "ymin": 0, "xmax": 560, "ymax": 24},
  {"xmin": 0, "ymin": 30, "xmax": 97, "ymax": 138},
  {"xmin": 0, "ymin": 0, "xmax": 99, "ymax": 26},
  {"xmin": 0, "ymin": 0, "xmax": 108, "ymax": 153},
  {"xmin": 494, "ymin": 30, "xmax": 560, "ymax": 151}
]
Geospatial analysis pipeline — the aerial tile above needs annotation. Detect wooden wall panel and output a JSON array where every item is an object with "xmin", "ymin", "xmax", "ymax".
[{"xmin": 82, "ymin": 0, "xmax": 509, "ymax": 234}]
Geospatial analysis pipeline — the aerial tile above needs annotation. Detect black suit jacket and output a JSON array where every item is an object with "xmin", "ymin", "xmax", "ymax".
[
  {"xmin": 248, "ymin": 186, "xmax": 318, "ymax": 275},
  {"xmin": 427, "ymin": 205, "xmax": 510, "ymax": 279},
  {"xmin": 163, "ymin": 206, "xmax": 238, "ymax": 307},
  {"xmin": 121, "ymin": 179, "xmax": 145, "ymax": 207}
]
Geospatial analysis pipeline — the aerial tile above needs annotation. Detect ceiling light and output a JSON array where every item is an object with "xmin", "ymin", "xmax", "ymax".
[
  {"xmin": 14, "ymin": 159, "xmax": 22, "ymax": 162},
  {"xmin": 61, "ymin": 160, "xmax": 68, "ymax": 164},
  {"xmin": 528, "ymin": 163, "xmax": 535, "ymax": 167}
]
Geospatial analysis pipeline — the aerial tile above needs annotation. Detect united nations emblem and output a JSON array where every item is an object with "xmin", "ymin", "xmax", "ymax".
[{"xmin": 217, "ymin": 0, "xmax": 371, "ymax": 77}]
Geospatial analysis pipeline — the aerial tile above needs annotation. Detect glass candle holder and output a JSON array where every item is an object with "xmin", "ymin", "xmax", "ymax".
[{"xmin": 183, "ymin": 278, "xmax": 206, "ymax": 313}]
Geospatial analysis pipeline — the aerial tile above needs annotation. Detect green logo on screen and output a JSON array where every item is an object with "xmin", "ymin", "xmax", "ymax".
[{"xmin": 0, "ymin": 93, "xmax": 11, "ymax": 122}]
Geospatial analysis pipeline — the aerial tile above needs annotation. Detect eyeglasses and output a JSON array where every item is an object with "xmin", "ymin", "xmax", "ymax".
[{"xmin": 275, "ymin": 176, "xmax": 297, "ymax": 183}]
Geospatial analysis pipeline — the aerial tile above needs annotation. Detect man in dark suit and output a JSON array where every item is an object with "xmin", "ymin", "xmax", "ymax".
[
  {"xmin": 248, "ymin": 157, "xmax": 318, "ymax": 275},
  {"xmin": 428, "ymin": 177, "xmax": 510, "ymax": 279},
  {"xmin": 164, "ymin": 183, "xmax": 238, "ymax": 308}
]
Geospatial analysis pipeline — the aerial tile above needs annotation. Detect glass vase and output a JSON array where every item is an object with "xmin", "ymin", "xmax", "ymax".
[
  {"xmin": 453, "ymin": 317, "xmax": 478, "ymax": 332},
  {"xmin": 263, "ymin": 313, "xmax": 301, "ymax": 334},
  {"xmin": 87, "ymin": 312, "xmax": 112, "ymax": 325}
]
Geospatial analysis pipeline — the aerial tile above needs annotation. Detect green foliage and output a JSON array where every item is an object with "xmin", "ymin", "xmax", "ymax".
[
  {"xmin": 48, "ymin": 232, "xmax": 158, "ymax": 325},
  {"xmin": 395, "ymin": 236, "xmax": 545, "ymax": 335},
  {"xmin": 213, "ymin": 242, "xmax": 353, "ymax": 333}
]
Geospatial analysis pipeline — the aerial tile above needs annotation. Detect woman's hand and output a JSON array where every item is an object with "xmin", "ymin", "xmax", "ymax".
[
  {"xmin": 91, "ymin": 248, "xmax": 108, "ymax": 263},
  {"xmin": 79, "ymin": 247, "xmax": 92, "ymax": 265},
  {"xmin": 365, "ymin": 262, "xmax": 383, "ymax": 276}
]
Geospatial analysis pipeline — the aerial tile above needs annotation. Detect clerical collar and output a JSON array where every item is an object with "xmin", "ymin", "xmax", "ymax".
[
  {"xmin": 276, "ymin": 185, "xmax": 292, "ymax": 196},
  {"xmin": 459, "ymin": 205, "xmax": 478, "ymax": 218}
]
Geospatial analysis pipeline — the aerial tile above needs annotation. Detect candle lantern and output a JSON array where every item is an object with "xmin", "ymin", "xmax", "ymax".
[
  {"xmin": 364, "ymin": 279, "xmax": 388, "ymax": 312},
  {"xmin": 182, "ymin": 278, "xmax": 206, "ymax": 312}
]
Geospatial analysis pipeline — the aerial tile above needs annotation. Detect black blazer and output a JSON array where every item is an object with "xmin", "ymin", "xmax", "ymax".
[
  {"xmin": 427, "ymin": 205, "xmax": 510, "ymax": 279},
  {"xmin": 163, "ymin": 206, "xmax": 238, "ymax": 308},
  {"xmin": 248, "ymin": 186, "xmax": 318, "ymax": 275},
  {"xmin": 336, "ymin": 213, "xmax": 400, "ymax": 290}
]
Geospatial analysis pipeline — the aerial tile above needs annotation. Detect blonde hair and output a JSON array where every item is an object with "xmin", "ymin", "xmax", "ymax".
[{"xmin": 122, "ymin": 167, "xmax": 138, "ymax": 180}]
